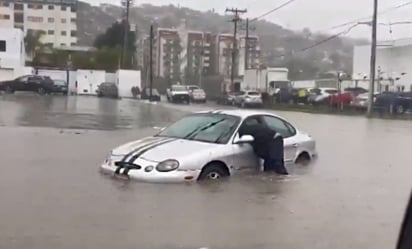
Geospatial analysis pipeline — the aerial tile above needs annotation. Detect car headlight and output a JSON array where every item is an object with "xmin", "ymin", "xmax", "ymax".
[{"xmin": 156, "ymin": 159, "xmax": 179, "ymax": 172}]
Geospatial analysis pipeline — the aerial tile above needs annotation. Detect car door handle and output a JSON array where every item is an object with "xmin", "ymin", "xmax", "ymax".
[{"xmin": 292, "ymin": 143, "xmax": 298, "ymax": 148}]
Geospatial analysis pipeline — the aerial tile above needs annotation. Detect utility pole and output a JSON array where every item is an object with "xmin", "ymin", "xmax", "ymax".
[
  {"xmin": 122, "ymin": 0, "xmax": 132, "ymax": 68},
  {"xmin": 367, "ymin": 0, "xmax": 378, "ymax": 117},
  {"xmin": 199, "ymin": 33, "xmax": 204, "ymax": 89},
  {"xmin": 245, "ymin": 18, "xmax": 249, "ymax": 71},
  {"xmin": 149, "ymin": 24, "xmax": 154, "ymax": 100},
  {"xmin": 226, "ymin": 8, "xmax": 247, "ymax": 91}
]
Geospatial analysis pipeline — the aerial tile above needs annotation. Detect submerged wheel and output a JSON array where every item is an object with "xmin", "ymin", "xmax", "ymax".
[
  {"xmin": 295, "ymin": 152, "xmax": 311, "ymax": 166},
  {"xmin": 5, "ymin": 86, "xmax": 14, "ymax": 94},
  {"xmin": 198, "ymin": 163, "xmax": 229, "ymax": 181}
]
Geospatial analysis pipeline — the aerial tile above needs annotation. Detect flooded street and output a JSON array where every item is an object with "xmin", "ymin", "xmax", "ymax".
[{"xmin": 1, "ymin": 95, "xmax": 412, "ymax": 249}]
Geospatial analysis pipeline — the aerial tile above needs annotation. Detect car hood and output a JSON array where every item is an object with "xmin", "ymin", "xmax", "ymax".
[{"xmin": 112, "ymin": 136, "xmax": 218, "ymax": 163}]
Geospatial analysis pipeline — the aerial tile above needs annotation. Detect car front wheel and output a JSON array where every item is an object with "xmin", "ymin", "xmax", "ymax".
[
  {"xmin": 198, "ymin": 163, "xmax": 229, "ymax": 181},
  {"xmin": 5, "ymin": 86, "xmax": 14, "ymax": 94}
]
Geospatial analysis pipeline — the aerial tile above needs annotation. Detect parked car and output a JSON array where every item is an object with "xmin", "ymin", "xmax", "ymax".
[
  {"xmin": 234, "ymin": 90, "xmax": 263, "ymax": 108},
  {"xmin": 308, "ymin": 88, "xmax": 339, "ymax": 104},
  {"xmin": 166, "ymin": 85, "xmax": 190, "ymax": 104},
  {"xmin": 185, "ymin": 85, "xmax": 200, "ymax": 93},
  {"xmin": 96, "ymin": 82, "xmax": 119, "ymax": 98},
  {"xmin": 344, "ymin": 87, "xmax": 368, "ymax": 97},
  {"xmin": 215, "ymin": 91, "xmax": 241, "ymax": 105},
  {"xmin": 100, "ymin": 110, "xmax": 317, "ymax": 183},
  {"xmin": 141, "ymin": 87, "xmax": 161, "ymax": 102},
  {"xmin": 351, "ymin": 92, "xmax": 378, "ymax": 109},
  {"xmin": 51, "ymin": 79, "xmax": 68, "ymax": 95},
  {"xmin": 374, "ymin": 91, "xmax": 412, "ymax": 114},
  {"xmin": 0, "ymin": 75, "xmax": 55, "ymax": 95},
  {"xmin": 190, "ymin": 89, "xmax": 207, "ymax": 103}
]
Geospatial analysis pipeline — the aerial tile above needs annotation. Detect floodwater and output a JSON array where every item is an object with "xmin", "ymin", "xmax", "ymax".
[{"xmin": 1, "ymin": 94, "xmax": 412, "ymax": 249}]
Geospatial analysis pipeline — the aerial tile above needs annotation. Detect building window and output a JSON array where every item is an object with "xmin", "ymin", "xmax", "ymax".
[
  {"xmin": 71, "ymin": 6, "xmax": 76, "ymax": 12},
  {"xmin": 0, "ymin": 40, "xmax": 6, "ymax": 52},
  {"xmin": 70, "ymin": 18, "xmax": 76, "ymax": 23},
  {"xmin": 61, "ymin": 31, "xmax": 67, "ymax": 36},
  {"xmin": 14, "ymin": 3, "xmax": 23, "ymax": 10},
  {"xmin": 70, "ymin": 30, "xmax": 76, "ymax": 37},
  {"xmin": 28, "ymin": 16, "xmax": 43, "ymax": 23},
  {"xmin": 28, "ymin": 4, "xmax": 43, "ymax": 10},
  {"xmin": 45, "ymin": 43, "xmax": 53, "ymax": 48},
  {"xmin": 61, "ymin": 6, "xmax": 67, "ymax": 11},
  {"xmin": 60, "ymin": 43, "xmax": 66, "ymax": 46},
  {"xmin": 48, "ymin": 5, "xmax": 54, "ymax": 10},
  {"xmin": 14, "ymin": 13, "xmax": 23, "ymax": 23},
  {"xmin": 1, "ymin": 2, "xmax": 9, "ymax": 7},
  {"xmin": 70, "ymin": 43, "xmax": 76, "ymax": 46},
  {"xmin": 48, "ymin": 30, "xmax": 54, "ymax": 35},
  {"xmin": 0, "ymin": 14, "xmax": 10, "ymax": 20},
  {"xmin": 61, "ymin": 18, "xmax": 67, "ymax": 23},
  {"xmin": 48, "ymin": 17, "xmax": 54, "ymax": 23}
]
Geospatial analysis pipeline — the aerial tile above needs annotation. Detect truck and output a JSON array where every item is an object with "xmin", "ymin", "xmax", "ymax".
[{"xmin": 243, "ymin": 67, "xmax": 291, "ymax": 94}]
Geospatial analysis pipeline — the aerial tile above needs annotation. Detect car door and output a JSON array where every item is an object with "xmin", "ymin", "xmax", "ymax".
[
  {"xmin": 230, "ymin": 116, "xmax": 261, "ymax": 172},
  {"xmin": 261, "ymin": 115, "xmax": 299, "ymax": 163},
  {"xmin": 15, "ymin": 76, "xmax": 29, "ymax": 91}
]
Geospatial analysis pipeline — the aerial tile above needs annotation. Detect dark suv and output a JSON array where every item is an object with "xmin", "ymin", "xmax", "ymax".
[{"xmin": 0, "ymin": 75, "xmax": 55, "ymax": 95}]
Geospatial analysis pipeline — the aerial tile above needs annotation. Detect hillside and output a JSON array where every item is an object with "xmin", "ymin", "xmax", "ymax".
[{"xmin": 76, "ymin": 1, "xmax": 368, "ymax": 80}]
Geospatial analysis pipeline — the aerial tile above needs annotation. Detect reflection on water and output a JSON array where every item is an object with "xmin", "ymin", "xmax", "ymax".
[{"xmin": 0, "ymin": 95, "xmax": 180, "ymax": 130}]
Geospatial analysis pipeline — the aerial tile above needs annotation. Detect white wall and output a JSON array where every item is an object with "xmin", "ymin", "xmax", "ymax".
[
  {"xmin": 76, "ymin": 70, "xmax": 105, "ymax": 95},
  {"xmin": 0, "ymin": 28, "xmax": 25, "ymax": 69},
  {"xmin": 0, "ymin": 5, "xmax": 13, "ymax": 28},
  {"xmin": 116, "ymin": 69, "xmax": 141, "ymax": 98},
  {"xmin": 353, "ymin": 43, "xmax": 412, "ymax": 91}
]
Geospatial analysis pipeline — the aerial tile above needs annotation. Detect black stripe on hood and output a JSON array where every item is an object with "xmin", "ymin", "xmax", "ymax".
[
  {"xmin": 127, "ymin": 138, "xmax": 178, "ymax": 164},
  {"xmin": 120, "ymin": 137, "xmax": 168, "ymax": 162}
]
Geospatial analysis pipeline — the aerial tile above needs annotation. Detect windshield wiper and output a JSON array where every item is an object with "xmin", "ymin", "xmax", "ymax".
[
  {"xmin": 184, "ymin": 119, "xmax": 226, "ymax": 140},
  {"xmin": 214, "ymin": 123, "xmax": 238, "ymax": 144}
]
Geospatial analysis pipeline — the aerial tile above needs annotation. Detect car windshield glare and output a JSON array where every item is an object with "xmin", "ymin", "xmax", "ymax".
[
  {"xmin": 172, "ymin": 86, "xmax": 187, "ymax": 91},
  {"xmin": 157, "ymin": 114, "xmax": 241, "ymax": 144}
]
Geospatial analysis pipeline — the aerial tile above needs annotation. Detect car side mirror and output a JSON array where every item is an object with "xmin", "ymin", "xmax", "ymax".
[{"xmin": 234, "ymin": 135, "xmax": 254, "ymax": 144}]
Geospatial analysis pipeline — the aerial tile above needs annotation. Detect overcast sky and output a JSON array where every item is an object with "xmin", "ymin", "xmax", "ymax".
[{"xmin": 83, "ymin": 0, "xmax": 412, "ymax": 40}]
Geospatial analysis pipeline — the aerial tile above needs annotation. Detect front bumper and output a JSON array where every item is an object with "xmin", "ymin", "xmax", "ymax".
[{"xmin": 100, "ymin": 162, "xmax": 201, "ymax": 183}]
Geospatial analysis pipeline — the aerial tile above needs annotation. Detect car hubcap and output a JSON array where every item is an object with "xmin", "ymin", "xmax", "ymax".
[{"xmin": 207, "ymin": 172, "xmax": 221, "ymax": 180}]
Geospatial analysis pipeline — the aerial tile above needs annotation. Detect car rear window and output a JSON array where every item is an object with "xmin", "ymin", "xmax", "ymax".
[{"xmin": 325, "ymin": 89, "xmax": 338, "ymax": 94}]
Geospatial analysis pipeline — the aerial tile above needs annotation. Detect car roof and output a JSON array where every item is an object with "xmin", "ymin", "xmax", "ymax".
[{"xmin": 194, "ymin": 109, "xmax": 284, "ymax": 120}]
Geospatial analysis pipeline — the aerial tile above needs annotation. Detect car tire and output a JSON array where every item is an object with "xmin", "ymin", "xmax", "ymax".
[
  {"xmin": 241, "ymin": 101, "xmax": 246, "ymax": 108},
  {"xmin": 295, "ymin": 152, "xmax": 311, "ymax": 166},
  {"xmin": 37, "ymin": 87, "xmax": 46, "ymax": 95},
  {"xmin": 198, "ymin": 163, "xmax": 229, "ymax": 181},
  {"xmin": 5, "ymin": 86, "xmax": 14, "ymax": 94},
  {"xmin": 396, "ymin": 105, "xmax": 405, "ymax": 114}
]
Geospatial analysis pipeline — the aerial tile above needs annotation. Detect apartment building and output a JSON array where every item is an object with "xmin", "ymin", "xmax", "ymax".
[
  {"xmin": 0, "ymin": 0, "xmax": 78, "ymax": 48},
  {"xmin": 215, "ymin": 33, "xmax": 235, "ymax": 78},
  {"xmin": 238, "ymin": 35, "xmax": 261, "ymax": 76},
  {"xmin": 156, "ymin": 28, "xmax": 181, "ymax": 82}
]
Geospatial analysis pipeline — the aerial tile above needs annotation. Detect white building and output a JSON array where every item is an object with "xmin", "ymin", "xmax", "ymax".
[
  {"xmin": 353, "ymin": 38, "xmax": 412, "ymax": 92},
  {"xmin": 0, "ymin": 27, "xmax": 26, "ymax": 80},
  {"xmin": 0, "ymin": 0, "xmax": 78, "ymax": 48}
]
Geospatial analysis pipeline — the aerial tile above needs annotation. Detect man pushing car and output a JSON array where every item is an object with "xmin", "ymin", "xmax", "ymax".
[{"xmin": 239, "ymin": 120, "xmax": 289, "ymax": 175}]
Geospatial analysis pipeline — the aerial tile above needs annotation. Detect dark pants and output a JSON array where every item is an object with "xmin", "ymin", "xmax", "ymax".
[
  {"xmin": 263, "ymin": 158, "xmax": 288, "ymax": 175},
  {"xmin": 255, "ymin": 135, "xmax": 288, "ymax": 175}
]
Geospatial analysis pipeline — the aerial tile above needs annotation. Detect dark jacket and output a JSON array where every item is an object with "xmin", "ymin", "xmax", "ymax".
[{"xmin": 239, "ymin": 123, "xmax": 277, "ymax": 158}]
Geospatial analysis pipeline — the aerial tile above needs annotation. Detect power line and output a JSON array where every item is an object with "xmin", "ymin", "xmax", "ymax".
[
  {"xmin": 327, "ymin": 0, "xmax": 412, "ymax": 31},
  {"xmin": 250, "ymin": 0, "xmax": 297, "ymax": 23},
  {"xmin": 272, "ymin": 24, "xmax": 359, "ymax": 59}
]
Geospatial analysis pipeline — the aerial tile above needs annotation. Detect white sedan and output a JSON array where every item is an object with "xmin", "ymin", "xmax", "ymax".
[{"xmin": 100, "ymin": 110, "xmax": 317, "ymax": 183}]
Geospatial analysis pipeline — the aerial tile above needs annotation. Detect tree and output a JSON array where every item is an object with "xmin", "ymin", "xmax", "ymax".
[
  {"xmin": 94, "ymin": 20, "xmax": 136, "ymax": 52},
  {"xmin": 25, "ymin": 30, "xmax": 46, "ymax": 60}
]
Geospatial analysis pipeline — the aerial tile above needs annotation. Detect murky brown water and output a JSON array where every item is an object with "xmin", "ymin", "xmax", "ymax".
[{"xmin": 1, "ymin": 95, "xmax": 412, "ymax": 249}]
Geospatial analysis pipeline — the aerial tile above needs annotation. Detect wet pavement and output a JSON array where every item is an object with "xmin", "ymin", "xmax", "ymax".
[{"xmin": 1, "ymin": 94, "xmax": 412, "ymax": 249}]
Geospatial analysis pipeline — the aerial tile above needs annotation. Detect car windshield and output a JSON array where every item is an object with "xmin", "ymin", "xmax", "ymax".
[
  {"xmin": 247, "ymin": 91, "xmax": 260, "ymax": 96},
  {"xmin": 193, "ymin": 89, "xmax": 205, "ymax": 94},
  {"xmin": 101, "ymin": 83, "xmax": 115, "ymax": 87},
  {"xmin": 325, "ymin": 89, "xmax": 338, "ymax": 94},
  {"xmin": 157, "ymin": 113, "xmax": 240, "ymax": 144},
  {"xmin": 188, "ymin": 86, "xmax": 199, "ymax": 91},
  {"xmin": 172, "ymin": 86, "xmax": 187, "ymax": 91},
  {"xmin": 54, "ymin": 80, "xmax": 66, "ymax": 86}
]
